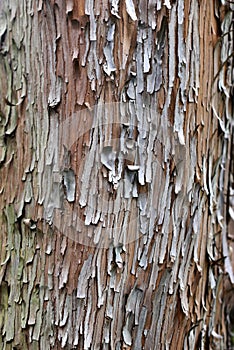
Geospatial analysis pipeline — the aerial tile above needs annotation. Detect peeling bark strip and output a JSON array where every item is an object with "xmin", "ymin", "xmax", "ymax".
[{"xmin": 0, "ymin": 0, "xmax": 233, "ymax": 349}]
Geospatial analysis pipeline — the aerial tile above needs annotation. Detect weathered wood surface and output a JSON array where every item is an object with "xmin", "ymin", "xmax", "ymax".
[{"xmin": 0, "ymin": 0, "xmax": 233, "ymax": 349}]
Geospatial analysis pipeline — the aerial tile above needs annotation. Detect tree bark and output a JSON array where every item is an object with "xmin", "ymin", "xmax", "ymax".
[{"xmin": 0, "ymin": 0, "xmax": 233, "ymax": 349}]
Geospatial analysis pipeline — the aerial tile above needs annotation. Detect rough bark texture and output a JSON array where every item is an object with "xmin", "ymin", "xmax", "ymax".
[{"xmin": 0, "ymin": 0, "xmax": 233, "ymax": 349}]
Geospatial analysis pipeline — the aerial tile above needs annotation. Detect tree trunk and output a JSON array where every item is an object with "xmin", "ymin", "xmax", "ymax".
[{"xmin": 0, "ymin": 0, "xmax": 233, "ymax": 349}]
